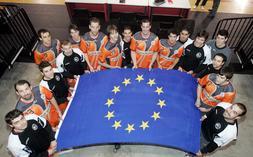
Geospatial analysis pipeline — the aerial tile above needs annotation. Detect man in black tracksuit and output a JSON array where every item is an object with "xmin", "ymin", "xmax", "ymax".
[
  {"xmin": 6, "ymin": 109, "xmax": 56, "ymax": 157},
  {"xmin": 194, "ymin": 102, "xmax": 247, "ymax": 157},
  {"xmin": 177, "ymin": 30, "xmax": 211, "ymax": 75}
]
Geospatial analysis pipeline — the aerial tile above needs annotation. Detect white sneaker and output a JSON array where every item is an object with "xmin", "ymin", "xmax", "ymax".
[
  {"xmin": 201, "ymin": 6, "xmax": 205, "ymax": 9},
  {"xmin": 193, "ymin": 5, "xmax": 197, "ymax": 9}
]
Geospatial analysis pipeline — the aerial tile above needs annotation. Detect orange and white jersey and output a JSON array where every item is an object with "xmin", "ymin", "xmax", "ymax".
[
  {"xmin": 130, "ymin": 32, "xmax": 159, "ymax": 68},
  {"xmin": 199, "ymin": 73, "xmax": 236, "ymax": 107},
  {"xmin": 80, "ymin": 32, "xmax": 108, "ymax": 70}
]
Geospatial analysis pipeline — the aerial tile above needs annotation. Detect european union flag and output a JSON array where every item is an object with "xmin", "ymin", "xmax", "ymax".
[{"xmin": 56, "ymin": 69, "xmax": 201, "ymax": 153}]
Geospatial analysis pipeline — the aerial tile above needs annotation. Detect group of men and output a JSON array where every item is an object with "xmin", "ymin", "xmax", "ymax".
[{"xmin": 5, "ymin": 17, "xmax": 247, "ymax": 157}]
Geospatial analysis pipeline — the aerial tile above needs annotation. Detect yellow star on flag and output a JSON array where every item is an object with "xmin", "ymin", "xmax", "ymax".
[
  {"xmin": 140, "ymin": 121, "xmax": 149, "ymax": 130},
  {"xmin": 105, "ymin": 111, "xmax": 115, "ymax": 120},
  {"xmin": 135, "ymin": 75, "xmax": 144, "ymax": 82},
  {"xmin": 147, "ymin": 79, "xmax": 156, "ymax": 87},
  {"xmin": 151, "ymin": 112, "xmax": 160, "ymax": 121},
  {"xmin": 105, "ymin": 98, "xmax": 114, "ymax": 107},
  {"xmin": 122, "ymin": 78, "xmax": 131, "ymax": 86},
  {"xmin": 112, "ymin": 86, "xmax": 120, "ymax": 94},
  {"xmin": 112, "ymin": 120, "xmax": 122, "ymax": 130},
  {"xmin": 125, "ymin": 123, "xmax": 135, "ymax": 133},
  {"xmin": 155, "ymin": 87, "xmax": 164, "ymax": 95},
  {"xmin": 157, "ymin": 99, "xmax": 166, "ymax": 108}
]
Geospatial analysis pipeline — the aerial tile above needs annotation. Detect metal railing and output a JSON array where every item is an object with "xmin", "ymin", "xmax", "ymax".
[
  {"xmin": 212, "ymin": 17, "xmax": 253, "ymax": 69},
  {"xmin": 0, "ymin": 5, "xmax": 38, "ymax": 69}
]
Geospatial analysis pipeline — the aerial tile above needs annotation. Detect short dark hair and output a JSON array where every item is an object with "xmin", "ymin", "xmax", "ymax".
[
  {"xmin": 38, "ymin": 29, "xmax": 50, "ymax": 38},
  {"xmin": 168, "ymin": 29, "xmax": 178, "ymax": 37},
  {"xmin": 180, "ymin": 28, "xmax": 190, "ymax": 34},
  {"xmin": 213, "ymin": 53, "xmax": 227, "ymax": 63},
  {"xmin": 141, "ymin": 19, "xmax": 151, "ymax": 25},
  {"xmin": 61, "ymin": 40, "xmax": 71, "ymax": 46},
  {"xmin": 69, "ymin": 24, "xmax": 79, "ymax": 33},
  {"xmin": 5, "ymin": 109, "xmax": 23, "ymax": 125},
  {"xmin": 89, "ymin": 17, "xmax": 100, "ymax": 25},
  {"xmin": 218, "ymin": 29, "xmax": 229, "ymax": 39},
  {"xmin": 123, "ymin": 25, "xmax": 132, "ymax": 32},
  {"xmin": 38, "ymin": 61, "xmax": 52, "ymax": 72},
  {"xmin": 196, "ymin": 30, "xmax": 209, "ymax": 41},
  {"xmin": 14, "ymin": 80, "xmax": 31, "ymax": 92},
  {"xmin": 220, "ymin": 66, "xmax": 233, "ymax": 80},
  {"xmin": 235, "ymin": 102, "xmax": 247, "ymax": 117}
]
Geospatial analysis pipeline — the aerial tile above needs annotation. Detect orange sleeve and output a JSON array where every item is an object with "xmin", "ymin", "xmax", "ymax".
[
  {"xmin": 177, "ymin": 47, "xmax": 184, "ymax": 58},
  {"xmin": 99, "ymin": 45, "xmax": 110, "ymax": 63},
  {"xmin": 222, "ymin": 91, "xmax": 236, "ymax": 103},
  {"xmin": 130, "ymin": 37, "xmax": 137, "ymax": 52},
  {"xmin": 34, "ymin": 49, "xmax": 42, "ymax": 65},
  {"xmin": 198, "ymin": 74, "xmax": 209, "ymax": 86},
  {"xmin": 79, "ymin": 38, "xmax": 86, "ymax": 53},
  {"xmin": 80, "ymin": 38, "xmax": 87, "ymax": 54},
  {"xmin": 40, "ymin": 86, "xmax": 53, "ymax": 101}
]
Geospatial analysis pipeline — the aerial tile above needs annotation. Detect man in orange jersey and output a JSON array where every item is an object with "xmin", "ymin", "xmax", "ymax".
[
  {"xmin": 157, "ymin": 30, "xmax": 183, "ymax": 69},
  {"xmin": 14, "ymin": 80, "xmax": 47, "ymax": 117},
  {"xmin": 34, "ymin": 29, "xmax": 60, "ymax": 67},
  {"xmin": 80, "ymin": 17, "xmax": 108, "ymax": 72},
  {"xmin": 99, "ymin": 25, "xmax": 122, "ymax": 69},
  {"xmin": 130, "ymin": 19, "xmax": 159, "ymax": 69},
  {"xmin": 68, "ymin": 24, "xmax": 86, "ymax": 49},
  {"xmin": 195, "ymin": 67, "xmax": 236, "ymax": 112}
]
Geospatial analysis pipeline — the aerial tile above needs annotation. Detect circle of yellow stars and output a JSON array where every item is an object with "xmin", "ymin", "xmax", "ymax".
[{"xmin": 104, "ymin": 74, "xmax": 167, "ymax": 133}]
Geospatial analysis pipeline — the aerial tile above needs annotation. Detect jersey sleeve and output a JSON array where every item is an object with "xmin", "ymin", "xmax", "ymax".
[
  {"xmin": 7, "ymin": 134, "xmax": 30, "ymax": 157},
  {"xmin": 176, "ymin": 47, "xmax": 184, "ymax": 58},
  {"xmin": 222, "ymin": 91, "xmax": 236, "ymax": 103},
  {"xmin": 34, "ymin": 49, "xmax": 42, "ymax": 65},
  {"xmin": 73, "ymin": 48, "xmax": 85, "ymax": 62},
  {"xmin": 214, "ymin": 127, "xmax": 237, "ymax": 147},
  {"xmin": 198, "ymin": 74, "xmax": 210, "ymax": 86},
  {"xmin": 99, "ymin": 45, "xmax": 111, "ymax": 63},
  {"xmin": 80, "ymin": 38, "xmax": 87, "ymax": 54},
  {"xmin": 130, "ymin": 37, "xmax": 137, "ymax": 52},
  {"xmin": 56, "ymin": 53, "xmax": 64, "ymax": 73},
  {"xmin": 203, "ymin": 45, "xmax": 212, "ymax": 65},
  {"xmin": 39, "ymin": 85, "xmax": 53, "ymax": 101}
]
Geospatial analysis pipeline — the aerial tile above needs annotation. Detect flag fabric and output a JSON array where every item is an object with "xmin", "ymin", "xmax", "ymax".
[{"xmin": 56, "ymin": 69, "xmax": 201, "ymax": 153}]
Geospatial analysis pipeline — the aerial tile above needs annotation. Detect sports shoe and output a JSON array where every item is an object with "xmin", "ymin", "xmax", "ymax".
[
  {"xmin": 201, "ymin": 6, "xmax": 205, "ymax": 9},
  {"xmin": 193, "ymin": 5, "xmax": 197, "ymax": 9}
]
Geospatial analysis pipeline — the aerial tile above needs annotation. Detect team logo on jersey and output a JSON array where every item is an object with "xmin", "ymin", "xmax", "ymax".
[
  {"xmin": 32, "ymin": 124, "xmax": 38, "ymax": 131},
  {"xmin": 55, "ymin": 75, "xmax": 60, "ymax": 81},
  {"xmin": 215, "ymin": 122, "xmax": 221, "ymax": 130},
  {"xmin": 74, "ymin": 57, "xmax": 79, "ymax": 62},
  {"xmin": 196, "ymin": 52, "xmax": 202, "ymax": 58}
]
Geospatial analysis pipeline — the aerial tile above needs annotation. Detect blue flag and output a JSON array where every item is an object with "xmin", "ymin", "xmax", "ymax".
[{"xmin": 57, "ymin": 69, "xmax": 201, "ymax": 153}]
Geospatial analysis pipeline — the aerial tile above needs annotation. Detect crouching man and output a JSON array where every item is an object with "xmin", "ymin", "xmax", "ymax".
[{"xmin": 6, "ymin": 109, "xmax": 57, "ymax": 157}]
